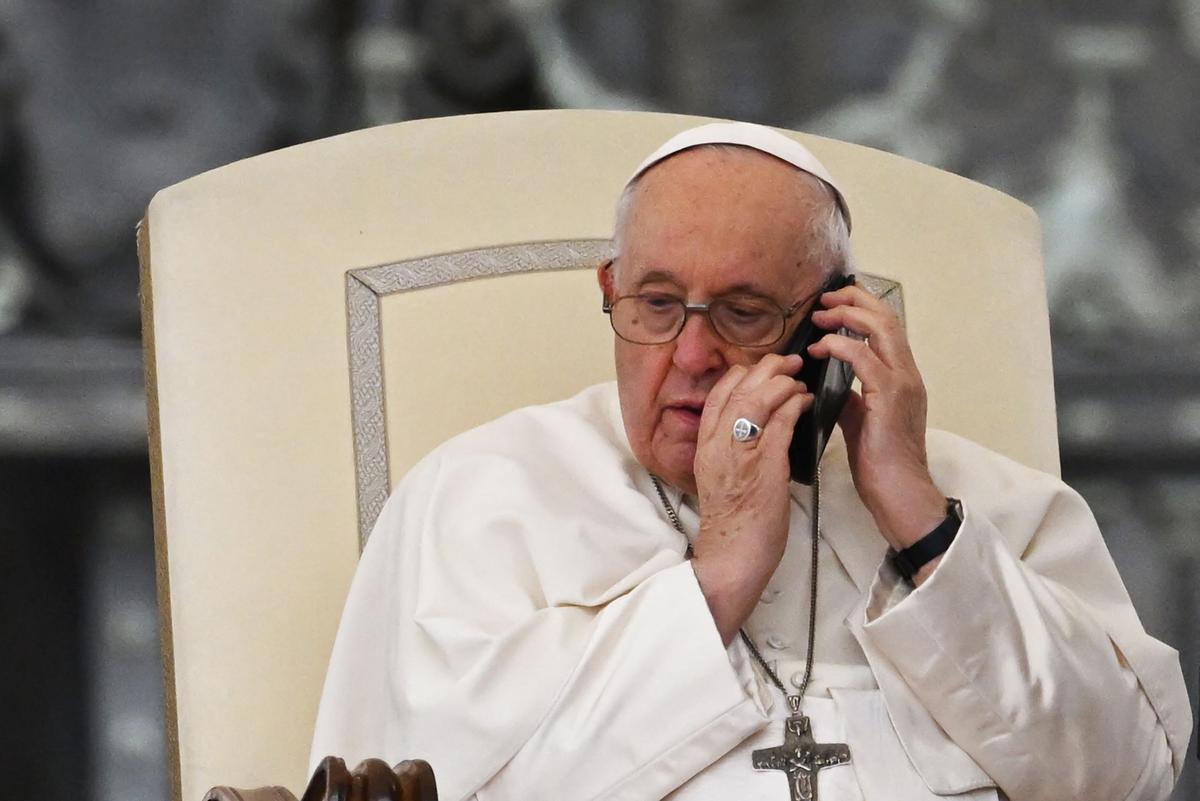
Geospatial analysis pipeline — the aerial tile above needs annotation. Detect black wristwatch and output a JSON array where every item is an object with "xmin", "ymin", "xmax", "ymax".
[{"xmin": 890, "ymin": 498, "xmax": 963, "ymax": 584}]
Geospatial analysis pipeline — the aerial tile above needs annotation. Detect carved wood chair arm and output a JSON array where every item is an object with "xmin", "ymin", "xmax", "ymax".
[{"xmin": 203, "ymin": 757, "xmax": 438, "ymax": 801}]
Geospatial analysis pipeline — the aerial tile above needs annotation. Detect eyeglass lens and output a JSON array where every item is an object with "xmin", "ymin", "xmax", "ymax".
[{"xmin": 609, "ymin": 294, "xmax": 785, "ymax": 346}]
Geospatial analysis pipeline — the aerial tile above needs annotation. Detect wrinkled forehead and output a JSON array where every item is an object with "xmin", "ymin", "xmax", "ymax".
[
  {"xmin": 626, "ymin": 121, "xmax": 852, "ymax": 231},
  {"xmin": 614, "ymin": 153, "xmax": 836, "ymax": 297}
]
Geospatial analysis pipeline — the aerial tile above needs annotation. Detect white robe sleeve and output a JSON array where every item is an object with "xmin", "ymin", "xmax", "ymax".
[
  {"xmin": 311, "ymin": 393, "xmax": 774, "ymax": 801},
  {"xmin": 475, "ymin": 560, "xmax": 772, "ymax": 801},
  {"xmin": 858, "ymin": 432, "xmax": 1191, "ymax": 801}
]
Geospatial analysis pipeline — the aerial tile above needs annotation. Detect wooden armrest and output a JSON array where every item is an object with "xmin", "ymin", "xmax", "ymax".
[
  {"xmin": 203, "ymin": 788, "xmax": 297, "ymax": 801},
  {"xmin": 203, "ymin": 757, "xmax": 438, "ymax": 801}
]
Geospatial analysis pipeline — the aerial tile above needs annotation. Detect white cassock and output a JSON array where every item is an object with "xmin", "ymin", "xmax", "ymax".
[{"xmin": 311, "ymin": 383, "xmax": 1191, "ymax": 801}]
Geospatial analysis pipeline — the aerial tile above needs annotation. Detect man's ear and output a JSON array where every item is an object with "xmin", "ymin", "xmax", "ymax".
[{"xmin": 597, "ymin": 259, "xmax": 615, "ymax": 301}]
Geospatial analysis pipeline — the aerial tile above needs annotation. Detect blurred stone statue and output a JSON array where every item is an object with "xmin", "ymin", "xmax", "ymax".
[
  {"xmin": 0, "ymin": 0, "xmax": 341, "ymax": 336},
  {"xmin": 0, "ymin": 15, "xmax": 33, "ymax": 335}
]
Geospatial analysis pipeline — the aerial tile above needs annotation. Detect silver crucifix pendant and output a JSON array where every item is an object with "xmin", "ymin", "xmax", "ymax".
[{"xmin": 752, "ymin": 696, "xmax": 851, "ymax": 801}]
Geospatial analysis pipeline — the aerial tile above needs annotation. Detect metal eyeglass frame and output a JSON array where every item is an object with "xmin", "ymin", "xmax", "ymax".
[{"xmin": 601, "ymin": 282, "xmax": 831, "ymax": 347}]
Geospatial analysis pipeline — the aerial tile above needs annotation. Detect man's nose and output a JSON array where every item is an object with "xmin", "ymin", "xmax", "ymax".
[{"xmin": 671, "ymin": 312, "xmax": 726, "ymax": 376}]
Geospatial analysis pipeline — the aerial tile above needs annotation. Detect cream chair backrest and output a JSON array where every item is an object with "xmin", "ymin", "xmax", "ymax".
[{"xmin": 139, "ymin": 110, "xmax": 1056, "ymax": 801}]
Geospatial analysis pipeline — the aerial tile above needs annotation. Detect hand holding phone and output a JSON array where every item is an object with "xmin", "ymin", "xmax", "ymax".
[
  {"xmin": 799, "ymin": 276, "xmax": 946, "ymax": 551},
  {"xmin": 781, "ymin": 273, "xmax": 858, "ymax": 484}
]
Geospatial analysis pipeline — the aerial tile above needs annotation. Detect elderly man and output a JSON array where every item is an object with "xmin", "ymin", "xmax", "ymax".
[{"xmin": 311, "ymin": 123, "xmax": 1191, "ymax": 800}]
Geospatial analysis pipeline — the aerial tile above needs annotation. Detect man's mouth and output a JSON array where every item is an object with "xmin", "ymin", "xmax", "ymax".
[{"xmin": 664, "ymin": 400, "xmax": 705, "ymax": 426}]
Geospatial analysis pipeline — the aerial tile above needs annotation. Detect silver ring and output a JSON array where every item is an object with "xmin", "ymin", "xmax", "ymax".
[{"xmin": 732, "ymin": 417, "xmax": 762, "ymax": 442}]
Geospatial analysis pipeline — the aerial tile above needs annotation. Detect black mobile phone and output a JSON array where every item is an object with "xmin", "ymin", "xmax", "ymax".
[{"xmin": 783, "ymin": 273, "xmax": 856, "ymax": 485}]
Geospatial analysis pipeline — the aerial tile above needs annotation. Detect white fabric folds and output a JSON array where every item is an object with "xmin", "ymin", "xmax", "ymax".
[{"xmin": 311, "ymin": 383, "xmax": 1190, "ymax": 801}]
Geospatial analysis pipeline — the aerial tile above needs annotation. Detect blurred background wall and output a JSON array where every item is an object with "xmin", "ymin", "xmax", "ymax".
[{"xmin": 0, "ymin": 1, "xmax": 1196, "ymax": 799}]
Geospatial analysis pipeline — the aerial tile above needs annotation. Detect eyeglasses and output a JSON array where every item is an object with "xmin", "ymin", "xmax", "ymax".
[{"xmin": 602, "ymin": 287, "xmax": 824, "ymax": 347}]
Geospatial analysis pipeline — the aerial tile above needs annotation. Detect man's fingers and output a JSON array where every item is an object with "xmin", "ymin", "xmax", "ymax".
[
  {"xmin": 837, "ymin": 388, "xmax": 865, "ymax": 443},
  {"xmin": 700, "ymin": 363, "xmax": 747, "ymax": 435},
  {"xmin": 736, "ymin": 352, "xmax": 805, "ymax": 394},
  {"xmin": 761, "ymin": 391, "xmax": 811, "ymax": 448},
  {"xmin": 700, "ymin": 354, "xmax": 803, "ymax": 440},
  {"xmin": 725, "ymin": 373, "xmax": 806, "ymax": 433},
  {"xmin": 708, "ymin": 364, "xmax": 747, "ymax": 404},
  {"xmin": 807, "ymin": 332, "xmax": 886, "ymax": 388},
  {"xmin": 721, "ymin": 354, "xmax": 804, "ymax": 430},
  {"xmin": 819, "ymin": 283, "xmax": 888, "ymax": 314},
  {"xmin": 812, "ymin": 284, "xmax": 914, "ymax": 368},
  {"xmin": 811, "ymin": 304, "xmax": 907, "ymax": 367}
]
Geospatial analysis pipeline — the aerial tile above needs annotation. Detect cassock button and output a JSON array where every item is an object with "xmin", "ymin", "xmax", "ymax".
[
  {"xmin": 766, "ymin": 635, "xmax": 787, "ymax": 650},
  {"xmin": 790, "ymin": 671, "xmax": 807, "ymax": 689}
]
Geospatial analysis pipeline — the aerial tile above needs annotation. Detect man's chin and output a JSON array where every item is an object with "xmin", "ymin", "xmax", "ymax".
[{"xmin": 651, "ymin": 442, "xmax": 698, "ymax": 492}]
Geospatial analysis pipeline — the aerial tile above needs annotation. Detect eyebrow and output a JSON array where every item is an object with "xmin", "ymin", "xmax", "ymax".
[
  {"xmin": 633, "ymin": 269, "xmax": 684, "ymax": 289},
  {"xmin": 634, "ymin": 268, "xmax": 781, "ymax": 300}
]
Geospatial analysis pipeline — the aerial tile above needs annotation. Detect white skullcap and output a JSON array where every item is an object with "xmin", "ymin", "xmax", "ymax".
[{"xmin": 627, "ymin": 121, "xmax": 852, "ymax": 232}]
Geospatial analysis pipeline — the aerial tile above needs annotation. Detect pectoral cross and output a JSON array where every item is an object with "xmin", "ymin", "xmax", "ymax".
[{"xmin": 752, "ymin": 696, "xmax": 851, "ymax": 801}]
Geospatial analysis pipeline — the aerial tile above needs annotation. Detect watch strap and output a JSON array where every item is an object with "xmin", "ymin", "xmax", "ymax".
[{"xmin": 891, "ymin": 498, "xmax": 962, "ymax": 582}]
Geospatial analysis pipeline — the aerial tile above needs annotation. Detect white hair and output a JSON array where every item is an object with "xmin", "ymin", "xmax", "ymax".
[{"xmin": 610, "ymin": 143, "xmax": 853, "ymax": 278}]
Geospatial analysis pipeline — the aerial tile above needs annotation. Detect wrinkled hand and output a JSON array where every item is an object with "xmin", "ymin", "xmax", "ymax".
[
  {"xmin": 691, "ymin": 353, "xmax": 812, "ymax": 645},
  {"xmin": 806, "ymin": 284, "xmax": 946, "ymax": 558}
]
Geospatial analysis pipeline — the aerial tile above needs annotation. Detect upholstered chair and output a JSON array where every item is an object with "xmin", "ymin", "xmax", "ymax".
[{"xmin": 139, "ymin": 110, "xmax": 1056, "ymax": 801}]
